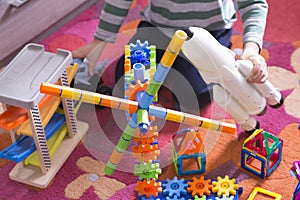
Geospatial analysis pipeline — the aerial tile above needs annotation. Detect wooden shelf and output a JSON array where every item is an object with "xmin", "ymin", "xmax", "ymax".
[{"xmin": 0, "ymin": 0, "xmax": 98, "ymax": 67}]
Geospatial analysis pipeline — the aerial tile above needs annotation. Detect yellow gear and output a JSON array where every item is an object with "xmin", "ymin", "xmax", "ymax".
[{"xmin": 212, "ymin": 175, "xmax": 239, "ymax": 197}]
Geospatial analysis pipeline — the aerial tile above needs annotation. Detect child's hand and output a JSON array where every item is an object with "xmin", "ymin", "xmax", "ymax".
[
  {"xmin": 72, "ymin": 39, "xmax": 106, "ymax": 75},
  {"xmin": 241, "ymin": 42, "xmax": 268, "ymax": 83}
]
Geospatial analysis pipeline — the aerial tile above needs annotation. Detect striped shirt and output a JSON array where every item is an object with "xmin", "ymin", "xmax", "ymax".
[{"xmin": 94, "ymin": 0, "xmax": 268, "ymax": 48}]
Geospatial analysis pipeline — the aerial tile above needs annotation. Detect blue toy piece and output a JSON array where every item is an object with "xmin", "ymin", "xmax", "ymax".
[
  {"xmin": 136, "ymin": 176, "xmax": 242, "ymax": 200},
  {"xmin": 293, "ymin": 181, "xmax": 300, "ymax": 200},
  {"xmin": 175, "ymin": 152, "xmax": 206, "ymax": 176},
  {"xmin": 0, "ymin": 112, "xmax": 65, "ymax": 162},
  {"xmin": 166, "ymin": 196, "xmax": 185, "ymax": 200},
  {"xmin": 162, "ymin": 176, "xmax": 188, "ymax": 198},
  {"xmin": 130, "ymin": 40, "xmax": 151, "ymax": 58},
  {"xmin": 215, "ymin": 194, "xmax": 235, "ymax": 200},
  {"xmin": 128, "ymin": 49, "xmax": 150, "ymax": 66}
]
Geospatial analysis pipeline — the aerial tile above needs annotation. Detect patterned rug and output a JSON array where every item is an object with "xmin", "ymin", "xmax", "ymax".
[{"xmin": 0, "ymin": 1, "xmax": 300, "ymax": 199}]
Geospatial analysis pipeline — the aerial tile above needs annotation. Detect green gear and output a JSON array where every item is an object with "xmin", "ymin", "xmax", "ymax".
[
  {"xmin": 134, "ymin": 160, "xmax": 161, "ymax": 180},
  {"xmin": 194, "ymin": 195, "xmax": 206, "ymax": 200}
]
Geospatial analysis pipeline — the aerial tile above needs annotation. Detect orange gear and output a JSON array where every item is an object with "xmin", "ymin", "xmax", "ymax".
[
  {"xmin": 187, "ymin": 176, "xmax": 212, "ymax": 197},
  {"xmin": 132, "ymin": 143, "xmax": 160, "ymax": 162},
  {"xmin": 125, "ymin": 80, "xmax": 149, "ymax": 101},
  {"xmin": 134, "ymin": 126, "xmax": 159, "ymax": 144},
  {"xmin": 134, "ymin": 137, "xmax": 156, "ymax": 146},
  {"xmin": 135, "ymin": 179, "xmax": 162, "ymax": 198}
]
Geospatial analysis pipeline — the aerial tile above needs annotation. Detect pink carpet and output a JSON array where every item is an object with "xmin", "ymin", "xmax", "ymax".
[{"xmin": 0, "ymin": 0, "xmax": 300, "ymax": 199}]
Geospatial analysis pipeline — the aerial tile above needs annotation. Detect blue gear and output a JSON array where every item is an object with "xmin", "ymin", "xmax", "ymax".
[
  {"xmin": 141, "ymin": 196, "xmax": 160, "ymax": 200},
  {"xmin": 162, "ymin": 176, "xmax": 188, "ymax": 198},
  {"xmin": 215, "ymin": 194, "xmax": 234, "ymax": 200},
  {"xmin": 129, "ymin": 40, "xmax": 151, "ymax": 66},
  {"xmin": 130, "ymin": 40, "xmax": 151, "ymax": 57},
  {"xmin": 166, "ymin": 196, "xmax": 185, "ymax": 200},
  {"xmin": 128, "ymin": 49, "xmax": 150, "ymax": 66}
]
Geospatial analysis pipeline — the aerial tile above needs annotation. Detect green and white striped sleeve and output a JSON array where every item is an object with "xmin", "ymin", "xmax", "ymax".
[
  {"xmin": 236, "ymin": 0, "xmax": 268, "ymax": 50},
  {"xmin": 94, "ymin": 0, "xmax": 134, "ymax": 42}
]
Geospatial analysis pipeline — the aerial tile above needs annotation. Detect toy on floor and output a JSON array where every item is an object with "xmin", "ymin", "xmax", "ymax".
[
  {"xmin": 135, "ymin": 175, "xmax": 243, "ymax": 200},
  {"xmin": 172, "ymin": 128, "xmax": 206, "ymax": 176},
  {"xmin": 293, "ymin": 181, "xmax": 300, "ymax": 200},
  {"xmin": 72, "ymin": 58, "xmax": 112, "ymax": 96},
  {"xmin": 0, "ymin": 43, "xmax": 88, "ymax": 188},
  {"xmin": 294, "ymin": 161, "xmax": 300, "ymax": 180},
  {"xmin": 241, "ymin": 129, "xmax": 283, "ymax": 178},
  {"xmin": 248, "ymin": 187, "xmax": 282, "ymax": 200},
  {"xmin": 182, "ymin": 27, "xmax": 284, "ymax": 133}
]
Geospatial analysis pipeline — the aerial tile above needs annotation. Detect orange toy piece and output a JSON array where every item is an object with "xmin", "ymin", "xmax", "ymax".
[
  {"xmin": 132, "ymin": 143, "xmax": 160, "ymax": 162},
  {"xmin": 172, "ymin": 128, "xmax": 204, "ymax": 155},
  {"xmin": 0, "ymin": 94, "xmax": 53, "ymax": 131},
  {"xmin": 133, "ymin": 126, "xmax": 159, "ymax": 144},
  {"xmin": 126, "ymin": 80, "xmax": 149, "ymax": 101},
  {"xmin": 135, "ymin": 179, "xmax": 162, "ymax": 198},
  {"xmin": 187, "ymin": 176, "xmax": 212, "ymax": 197}
]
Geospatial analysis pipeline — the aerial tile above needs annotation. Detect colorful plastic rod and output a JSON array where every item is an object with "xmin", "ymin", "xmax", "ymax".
[{"xmin": 40, "ymin": 82, "xmax": 235, "ymax": 134}]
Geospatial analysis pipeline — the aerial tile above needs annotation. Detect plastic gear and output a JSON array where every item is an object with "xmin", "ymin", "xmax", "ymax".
[
  {"xmin": 162, "ymin": 176, "xmax": 188, "ymax": 198},
  {"xmin": 128, "ymin": 49, "xmax": 150, "ymax": 66},
  {"xmin": 135, "ymin": 179, "xmax": 162, "ymax": 198},
  {"xmin": 166, "ymin": 196, "xmax": 185, "ymax": 200},
  {"xmin": 194, "ymin": 195, "xmax": 206, "ymax": 200},
  {"xmin": 132, "ymin": 143, "xmax": 160, "ymax": 162},
  {"xmin": 187, "ymin": 176, "xmax": 212, "ymax": 197},
  {"xmin": 126, "ymin": 80, "xmax": 149, "ymax": 101},
  {"xmin": 215, "ymin": 194, "xmax": 234, "ymax": 200},
  {"xmin": 212, "ymin": 175, "xmax": 239, "ymax": 197},
  {"xmin": 134, "ymin": 126, "xmax": 159, "ymax": 144},
  {"xmin": 130, "ymin": 40, "xmax": 151, "ymax": 58},
  {"xmin": 128, "ymin": 40, "xmax": 151, "ymax": 66},
  {"xmin": 141, "ymin": 197, "xmax": 161, "ymax": 200},
  {"xmin": 134, "ymin": 160, "xmax": 162, "ymax": 180},
  {"xmin": 134, "ymin": 137, "xmax": 156, "ymax": 146}
]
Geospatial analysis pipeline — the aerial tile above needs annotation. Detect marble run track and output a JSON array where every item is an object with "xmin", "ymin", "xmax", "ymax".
[
  {"xmin": 0, "ymin": 64, "xmax": 76, "ymax": 133},
  {"xmin": 0, "ymin": 43, "xmax": 88, "ymax": 188},
  {"xmin": 0, "ymin": 112, "xmax": 66, "ymax": 162}
]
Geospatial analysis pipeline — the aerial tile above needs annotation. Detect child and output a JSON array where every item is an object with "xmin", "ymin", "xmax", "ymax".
[{"xmin": 72, "ymin": 0, "xmax": 268, "ymax": 108}]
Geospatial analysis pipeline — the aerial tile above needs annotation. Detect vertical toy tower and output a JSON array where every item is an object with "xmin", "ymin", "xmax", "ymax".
[
  {"xmin": 172, "ymin": 128, "xmax": 206, "ymax": 175},
  {"xmin": 241, "ymin": 129, "xmax": 283, "ymax": 178},
  {"xmin": 124, "ymin": 39, "xmax": 164, "ymax": 198}
]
